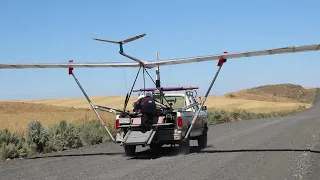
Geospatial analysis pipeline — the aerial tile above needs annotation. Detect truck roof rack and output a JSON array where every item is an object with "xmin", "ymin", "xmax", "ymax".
[{"xmin": 132, "ymin": 86, "xmax": 199, "ymax": 92}]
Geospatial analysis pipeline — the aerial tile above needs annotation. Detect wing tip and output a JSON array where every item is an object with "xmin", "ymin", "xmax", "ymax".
[
  {"xmin": 92, "ymin": 38, "xmax": 120, "ymax": 44},
  {"xmin": 120, "ymin": 33, "xmax": 146, "ymax": 44}
]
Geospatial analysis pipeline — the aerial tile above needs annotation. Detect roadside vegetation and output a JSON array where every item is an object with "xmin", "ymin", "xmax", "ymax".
[
  {"xmin": 206, "ymin": 105, "xmax": 307, "ymax": 125},
  {"xmin": 0, "ymin": 105, "xmax": 308, "ymax": 161},
  {"xmin": 0, "ymin": 120, "xmax": 114, "ymax": 161}
]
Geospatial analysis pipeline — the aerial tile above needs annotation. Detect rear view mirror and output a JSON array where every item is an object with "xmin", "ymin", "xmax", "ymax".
[{"xmin": 201, "ymin": 106, "xmax": 207, "ymax": 111}]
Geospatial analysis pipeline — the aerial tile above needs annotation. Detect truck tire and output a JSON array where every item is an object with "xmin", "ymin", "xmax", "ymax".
[
  {"xmin": 197, "ymin": 126, "xmax": 208, "ymax": 149},
  {"xmin": 179, "ymin": 137, "xmax": 190, "ymax": 154},
  {"xmin": 124, "ymin": 145, "xmax": 136, "ymax": 156},
  {"xmin": 149, "ymin": 143, "xmax": 163, "ymax": 151}
]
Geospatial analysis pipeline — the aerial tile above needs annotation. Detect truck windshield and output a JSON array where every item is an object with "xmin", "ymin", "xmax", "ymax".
[{"xmin": 161, "ymin": 96, "xmax": 185, "ymax": 109}]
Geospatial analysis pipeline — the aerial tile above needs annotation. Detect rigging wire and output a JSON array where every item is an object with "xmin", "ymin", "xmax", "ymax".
[
  {"xmin": 144, "ymin": 68, "xmax": 156, "ymax": 85},
  {"xmin": 144, "ymin": 68, "xmax": 171, "ymax": 109},
  {"xmin": 123, "ymin": 66, "xmax": 142, "ymax": 111},
  {"xmin": 143, "ymin": 67, "xmax": 146, "ymax": 95}
]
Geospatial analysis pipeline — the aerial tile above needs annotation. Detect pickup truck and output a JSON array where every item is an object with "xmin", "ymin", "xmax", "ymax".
[{"xmin": 115, "ymin": 89, "xmax": 208, "ymax": 156}]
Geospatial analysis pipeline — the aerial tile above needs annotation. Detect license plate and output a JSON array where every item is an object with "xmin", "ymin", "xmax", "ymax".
[{"xmin": 119, "ymin": 118, "xmax": 130, "ymax": 124}]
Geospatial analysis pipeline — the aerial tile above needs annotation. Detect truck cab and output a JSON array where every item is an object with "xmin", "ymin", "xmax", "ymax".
[{"xmin": 155, "ymin": 91, "xmax": 207, "ymax": 138}]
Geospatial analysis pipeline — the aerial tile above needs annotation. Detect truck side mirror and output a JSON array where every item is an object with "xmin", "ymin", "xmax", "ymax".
[{"xmin": 201, "ymin": 106, "xmax": 207, "ymax": 111}]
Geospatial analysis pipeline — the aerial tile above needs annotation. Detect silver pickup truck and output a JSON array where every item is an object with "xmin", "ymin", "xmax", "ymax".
[{"xmin": 115, "ymin": 89, "xmax": 208, "ymax": 156}]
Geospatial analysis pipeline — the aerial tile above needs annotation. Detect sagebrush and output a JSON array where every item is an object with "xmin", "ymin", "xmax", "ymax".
[
  {"xmin": 0, "ymin": 119, "xmax": 114, "ymax": 160},
  {"xmin": 206, "ymin": 107, "xmax": 306, "ymax": 125}
]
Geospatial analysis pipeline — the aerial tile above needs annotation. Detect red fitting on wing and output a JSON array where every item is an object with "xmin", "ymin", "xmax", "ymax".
[
  {"xmin": 69, "ymin": 60, "xmax": 73, "ymax": 75},
  {"xmin": 217, "ymin": 51, "xmax": 228, "ymax": 67}
]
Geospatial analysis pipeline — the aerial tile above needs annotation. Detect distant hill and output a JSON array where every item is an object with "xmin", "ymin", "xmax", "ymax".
[{"xmin": 224, "ymin": 84, "xmax": 317, "ymax": 104}]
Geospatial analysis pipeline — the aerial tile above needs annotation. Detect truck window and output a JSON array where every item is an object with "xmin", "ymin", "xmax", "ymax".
[{"xmin": 162, "ymin": 96, "xmax": 185, "ymax": 109}]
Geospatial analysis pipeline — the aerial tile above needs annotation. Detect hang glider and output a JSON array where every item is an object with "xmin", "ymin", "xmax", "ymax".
[
  {"xmin": 1, "ymin": 33, "xmax": 319, "ymax": 149},
  {"xmin": 0, "ymin": 33, "xmax": 319, "ymax": 69}
]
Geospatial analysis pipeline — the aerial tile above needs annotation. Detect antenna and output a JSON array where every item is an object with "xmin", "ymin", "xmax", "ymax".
[
  {"xmin": 155, "ymin": 52, "xmax": 164, "ymax": 103},
  {"xmin": 156, "ymin": 52, "xmax": 160, "ymax": 88}
]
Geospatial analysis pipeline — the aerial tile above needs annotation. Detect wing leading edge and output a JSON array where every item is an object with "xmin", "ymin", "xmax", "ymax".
[
  {"xmin": 144, "ymin": 43, "xmax": 320, "ymax": 67},
  {"xmin": 1, "ymin": 43, "xmax": 319, "ymax": 69},
  {"xmin": 0, "ymin": 62, "xmax": 141, "ymax": 69}
]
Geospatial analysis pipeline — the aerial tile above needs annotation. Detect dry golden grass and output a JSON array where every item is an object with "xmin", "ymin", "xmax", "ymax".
[
  {"xmin": 9, "ymin": 95, "xmax": 311, "ymax": 113},
  {"xmin": 0, "ymin": 101, "xmax": 116, "ymax": 133},
  {"xmin": 12, "ymin": 96, "xmax": 138, "ymax": 110},
  {"xmin": 205, "ymin": 96, "xmax": 311, "ymax": 113},
  {"xmin": 9, "ymin": 95, "xmax": 310, "ymax": 113}
]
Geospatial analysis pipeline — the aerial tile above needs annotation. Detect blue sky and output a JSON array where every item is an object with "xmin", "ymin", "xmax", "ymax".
[{"xmin": 1, "ymin": 0, "xmax": 320, "ymax": 100}]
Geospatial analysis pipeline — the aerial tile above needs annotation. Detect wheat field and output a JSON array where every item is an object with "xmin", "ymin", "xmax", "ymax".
[
  {"xmin": 12, "ymin": 95, "xmax": 311, "ymax": 112},
  {"xmin": 13, "ymin": 96, "xmax": 135, "ymax": 110},
  {"xmin": 0, "ymin": 101, "xmax": 116, "ymax": 133}
]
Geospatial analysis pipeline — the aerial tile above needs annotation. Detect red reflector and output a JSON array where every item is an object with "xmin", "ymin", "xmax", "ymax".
[
  {"xmin": 69, "ymin": 60, "xmax": 73, "ymax": 75},
  {"xmin": 217, "ymin": 51, "xmax": 227, "ymax": 67},
  {"xmin": 116, "ymin": 119, "xmax": 119, "ymax": 129},
  {"xmin": 177, "ymin": 117, "xmax": 183, "ymax": 127},
  {"xmin": 217, "ymin": 59, "xmax": 225, "ymax": 66}
]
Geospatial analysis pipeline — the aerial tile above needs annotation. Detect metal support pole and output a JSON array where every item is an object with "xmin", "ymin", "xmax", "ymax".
[
  {"xmin": 156, "ymin": 52, "xmax": 163, "ymax": 104},
  {"xmin": 184, "ymin": 56, "xmax": 227, "ymax": 140},
  {"xmin": 71, "ymin": 73, "xmax": 115, "ymax": 142},
  {"xmin": 68, "ymin": 62, "xmax": 116, "ymax": 142},
  {"xmin": 119, "ymin": 44, "xmax": 145, "ymax": 65}
]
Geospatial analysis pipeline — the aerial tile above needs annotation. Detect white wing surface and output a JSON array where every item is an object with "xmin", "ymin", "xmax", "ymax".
[
  {"xmin": 144, "ymin": 44, "xmax": 320, "ymax": 68},
  {"xmin": 0, "ymin": 62, "xmax": 141, "ymax": 69}
]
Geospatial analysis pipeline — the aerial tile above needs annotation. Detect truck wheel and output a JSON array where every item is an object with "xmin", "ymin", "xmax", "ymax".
[
  {"xmin": 124, "ymin": 145, "xmax": 136, "ymax": 156},
  {"xmin": 149, "ymin": 143, "xmax": 162, "ymax": 151},
  {"xmin": 179, "ymin": 137, "xmax": 190, "ymax": 154},
  {"xmin": 197, "ymin": 126, "xmax": 208, "ymax": 149}
]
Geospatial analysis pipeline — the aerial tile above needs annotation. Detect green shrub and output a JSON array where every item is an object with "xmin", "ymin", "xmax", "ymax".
[
  {"xmin": 0, "ymin": 129, "xmax": 21, "ymax": 146},
  {"xmin": 45, "ymin": 120, "xmax": 83, "ymax": 152},
  {"xmin": 0, "ymin": 129, "xmax": 36, "ymax": 160},
  {"xmin": 206, "ymin": 107, "xmax": 305, "ymax": 126},
  {"xmin": 207, "ymin": 110, "xmax": 232, "ymax": 125},
  {"xmin": 0, "ymin": 143, "xmax": 20, "ymax": 160},
  {"xmin": 26, "ymin": 121, "xmax": 49, "ymax": 153},
  {"xmin": 0, "ymin": 119, "xmax": 113, "ymax": 160},
  {"xmin": 77, "ymin": 120, "xmax": 112, "ymax": 146}
]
